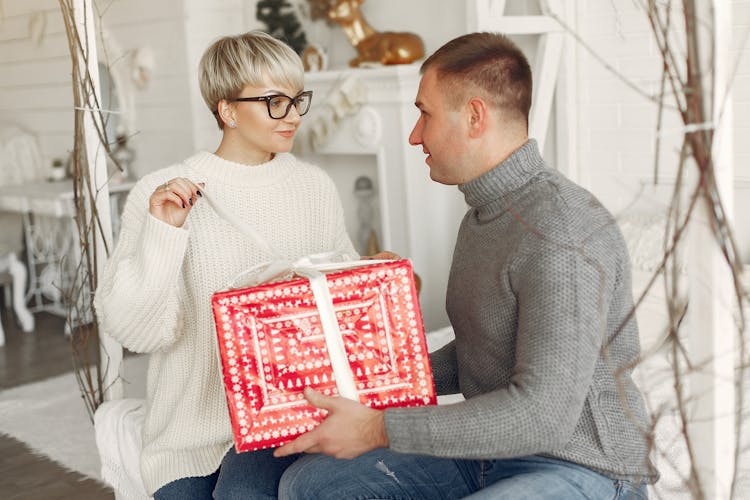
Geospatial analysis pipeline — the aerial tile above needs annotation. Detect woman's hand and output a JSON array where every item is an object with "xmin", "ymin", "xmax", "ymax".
[
  {"xmin": 362, "ymin": 251, "xmax": 421, "ymax": 293},
  {"xmin": 149, "ymin": 178, "xmax": 204, "ymax": 228},
  {"xmin": 363, "ymin": 251, "xmax": 401, "ymax": 260}
]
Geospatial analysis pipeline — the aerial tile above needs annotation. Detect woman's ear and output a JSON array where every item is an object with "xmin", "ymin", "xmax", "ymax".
[
  {"xmin": 218, "ymin": 99, "xmax": 236, "ymax": 128},
  {"xmin": 467, "ymin": 97, "xmax": 488, "ymax": 138}
]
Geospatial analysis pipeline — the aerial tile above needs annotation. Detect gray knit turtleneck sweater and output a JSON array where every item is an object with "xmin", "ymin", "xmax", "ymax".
[{"xmin": 385, "ymin": 140, "xmax": 657, "ymax": 483}]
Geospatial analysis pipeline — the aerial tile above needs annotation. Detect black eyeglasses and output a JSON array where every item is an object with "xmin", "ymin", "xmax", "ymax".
[{"xmin": 228, "ymin": 90, "xmax": 313, "ymax": 119}]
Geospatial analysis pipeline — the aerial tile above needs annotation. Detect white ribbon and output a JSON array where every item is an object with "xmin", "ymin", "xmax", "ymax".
[
  {"xmin": 297, "ymin": 265, "xmax": 358, "ymax": 400},
  {"xmin": 295, "ymin": 259, "xmax": 393, "ymax": 401},
  {"xmin": 199, "ymin": 188, "xmax": 280, "ymax": 259},
  {"xmin": 200, "ymin": 184, "xmax": 389, "ymax": 402}
]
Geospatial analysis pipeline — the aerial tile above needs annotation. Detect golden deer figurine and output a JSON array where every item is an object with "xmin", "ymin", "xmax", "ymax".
[{"xmin": 328, "ymin": 0, "xmax": 425, "ymax": 67}]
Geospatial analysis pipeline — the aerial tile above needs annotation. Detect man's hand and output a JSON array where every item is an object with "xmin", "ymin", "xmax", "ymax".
[{"xmin": 273, "ymin": 388, "xmax": 389, "ymax": 459}]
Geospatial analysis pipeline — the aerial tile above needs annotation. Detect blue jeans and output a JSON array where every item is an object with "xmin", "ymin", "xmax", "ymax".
[
  {"xmin": 279, "ymin": 450, "xmax": 649, "ymax": 500},
  {"xmin": 153, "ymin": 447, "xmax": 300, "ymax": 500}
]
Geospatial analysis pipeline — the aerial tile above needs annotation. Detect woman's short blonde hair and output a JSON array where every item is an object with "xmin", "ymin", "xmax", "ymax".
[{"xmin": 199, "ymin": 31, "xmax": 305, "ymax": 129}]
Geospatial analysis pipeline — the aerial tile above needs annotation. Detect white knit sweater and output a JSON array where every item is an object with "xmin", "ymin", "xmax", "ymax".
[{"xmin": 94, "ymin": 151, "xmax": 356, "ymax": 495}]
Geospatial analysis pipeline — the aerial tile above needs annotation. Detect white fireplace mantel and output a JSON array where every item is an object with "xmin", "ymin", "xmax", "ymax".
[{"xmin": 296, "ymin": 65, "xmax": 466, "ymax": 330}]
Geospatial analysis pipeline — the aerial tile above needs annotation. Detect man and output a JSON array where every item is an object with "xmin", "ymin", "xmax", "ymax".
[{"xmin": 274, "ymin": 32, "xmax": 657, "ymax": 499}]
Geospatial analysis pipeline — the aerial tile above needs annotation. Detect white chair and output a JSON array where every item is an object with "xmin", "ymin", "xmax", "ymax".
[
  {"xmin": 0, "ymin": 246, "xmax": 35, "ymax": 345},
  {"xmin": 0, "ymin": 125, "xmax": 43, "ymax": 345},
  {"xmin": 0, "ymin": 125, "xmax": 46, "ymax": 186},
  {"xmin": 95, "ymin": 394, "xmax": 150, "ymax": 500}
]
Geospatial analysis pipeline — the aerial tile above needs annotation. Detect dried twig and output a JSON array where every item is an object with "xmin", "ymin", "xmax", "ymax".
[{"xmin": 59, "ymin": 0, "xmax": 123, "ymax": 421}]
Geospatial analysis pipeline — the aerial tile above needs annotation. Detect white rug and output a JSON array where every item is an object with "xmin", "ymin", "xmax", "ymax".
[{"xmin": 0, "ymin": 354, "xmax": 148, "ymax": 482}]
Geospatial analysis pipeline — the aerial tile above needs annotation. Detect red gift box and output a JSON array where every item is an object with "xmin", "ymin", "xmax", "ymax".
[{"xmin": 211, "ymin": 259, "xmax": 437, "ymax": 452}]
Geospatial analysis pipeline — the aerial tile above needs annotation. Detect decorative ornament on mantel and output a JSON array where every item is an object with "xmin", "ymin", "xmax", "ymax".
[
  {"xmin": 301, "ymin": 43, "xmax": 328, "ymax": 71},
  {"xmin": 130, "ymin": 46, "xmax": 156, "ymax": 90},
  {"xmin": 354, "ymin": 175, "xmax": 380, "ymax": 255},
  {"xmin": 295, "ymin": 74, "xmax": 368, "ymax": 152},
  {"xmin": 256, "ymin": 0, "xmax": 308, "ymax": 54},
  {"xmin": 305, "ymin": 0, "xmax": 335, "ymax": 24},
  {"xmin": 327, "ymin": 0, "xmax": 424, "ymax": 67}
]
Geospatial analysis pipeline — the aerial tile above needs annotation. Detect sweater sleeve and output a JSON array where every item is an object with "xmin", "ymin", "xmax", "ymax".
[
  {"xmin": 428, "ymin": 340, "xmax": 460, "ymax": 395},
  {"xmin": 93, "ymin": 179, "xmax": 190, "ymax": 353},
  {"xmin": 385, "ymin": 243, "xmax": 612, "ymax": 459}
]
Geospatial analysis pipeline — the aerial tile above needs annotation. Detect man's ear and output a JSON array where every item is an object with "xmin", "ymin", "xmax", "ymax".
[{"xmin": 467, "ymin": 97, "xmax": 488, "ymax": 138}]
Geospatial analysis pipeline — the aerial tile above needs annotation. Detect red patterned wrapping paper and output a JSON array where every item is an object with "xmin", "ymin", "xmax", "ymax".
[{"xmin": 211, "ymin": 259, "xmax": 437, "ymax": 452}]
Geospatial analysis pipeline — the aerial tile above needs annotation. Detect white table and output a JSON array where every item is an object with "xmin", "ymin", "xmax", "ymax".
[{"xmin": 0, "ymin": 179, "xmax": 133, "ymax": 318}]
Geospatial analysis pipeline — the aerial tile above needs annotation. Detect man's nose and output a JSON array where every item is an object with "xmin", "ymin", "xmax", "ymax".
[{"xmin": 408, "ymin": 120, "xmax": 421, "ymax": 145}]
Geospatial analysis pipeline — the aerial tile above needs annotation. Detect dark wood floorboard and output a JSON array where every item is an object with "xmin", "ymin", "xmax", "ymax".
[{"xmin": 0, "ymin": 310, "xmax": 115, "ymax": 499}]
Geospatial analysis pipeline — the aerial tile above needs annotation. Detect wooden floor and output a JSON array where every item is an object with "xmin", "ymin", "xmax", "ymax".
[{"xmin": 0, "ymin": 311, "xmax": 115, "ymax": 499}]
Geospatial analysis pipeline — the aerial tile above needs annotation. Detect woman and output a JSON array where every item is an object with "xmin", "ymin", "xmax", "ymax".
[{"xmin": 94, "ymin": 31, "xmax": 356, "ymax": 499}]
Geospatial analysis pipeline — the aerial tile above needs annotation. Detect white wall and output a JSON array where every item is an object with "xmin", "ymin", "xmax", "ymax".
[
  {"xmin": 97, "ymin": 0, "xmax": 196, "ymax": 178},
  {"xmin": 0, "ymin": 0, "xmax": 196, "ymax": 178},
  {"xmin": 0, "ymin": 0, "xmax": 79, "ymax": 174},
  {"xmin": 575, "ymin": 1, "xmax": 683, "ymax": 204},
  {"xmin": 183, "ymin": 0, "xmax": 246, "ymax": 153},
  {"xmin": 574, "ymin": 1, "xmax": 750, "ymax": 216}
]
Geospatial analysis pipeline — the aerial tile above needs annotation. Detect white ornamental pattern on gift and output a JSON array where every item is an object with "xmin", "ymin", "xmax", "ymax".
[{"xmin": 213, "ymin": 260, "xmax": 436, "ymax": 452}]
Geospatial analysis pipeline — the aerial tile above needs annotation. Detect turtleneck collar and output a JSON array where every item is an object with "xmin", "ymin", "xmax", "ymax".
[
  {"xmin": 183, "ymin": 151, "xmax": 297, "ymax": 187},
  {"xmin": 458, "ymin": 139, "xmax": 546, "ymax": 209}
]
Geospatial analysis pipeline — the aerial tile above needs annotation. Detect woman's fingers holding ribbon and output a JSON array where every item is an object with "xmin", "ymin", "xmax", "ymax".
[{"xmin": 149, "ymin": 177, "xmax": 205, "ymax": 228}]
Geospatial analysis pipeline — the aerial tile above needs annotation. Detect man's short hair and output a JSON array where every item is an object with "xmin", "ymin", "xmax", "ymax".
[
  {"xmin": 421, "ymin": 32, "xmax": 532, "ymax": 125},
  {"xmin": 198, "ymin": 31, "xmax": 304, "ymax": 129}
]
